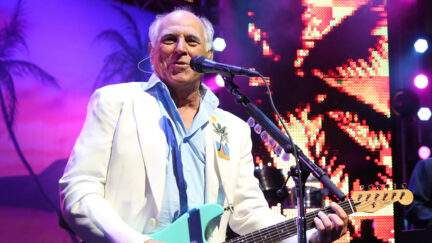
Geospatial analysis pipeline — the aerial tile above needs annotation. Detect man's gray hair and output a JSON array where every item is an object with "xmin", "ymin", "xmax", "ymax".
[{"xmin": 148, "ymin": 8, "xmax": 214, "ymax": 52}]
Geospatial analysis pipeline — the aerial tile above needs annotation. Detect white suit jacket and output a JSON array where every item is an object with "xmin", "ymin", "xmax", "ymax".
[{"xmin": 59, "ymin": 81, "xmax": 295, "ymax": 243}]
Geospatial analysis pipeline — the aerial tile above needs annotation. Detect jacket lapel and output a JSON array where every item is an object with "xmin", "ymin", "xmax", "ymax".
[
  {"xmin": 206, "ymin": 114, "xmax": 235, "ymax": 206},
  {"xmin": 133, "ymin": 89, "xmax": 167, "ymax": 213},
  {"xmin": 205, "ymin": 121, "xmax": 219, "ymax": 204}
]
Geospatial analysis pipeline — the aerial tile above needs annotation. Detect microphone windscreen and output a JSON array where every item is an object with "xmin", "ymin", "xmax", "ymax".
[{"xmin": 190, "ymin": 56, "xmax": 207, "ymax": 73}]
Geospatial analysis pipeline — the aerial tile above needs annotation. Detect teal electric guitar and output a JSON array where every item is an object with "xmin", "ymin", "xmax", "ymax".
[{"xmin": 149, "ymin": 189, "xmax": 412, "ymax": 243}]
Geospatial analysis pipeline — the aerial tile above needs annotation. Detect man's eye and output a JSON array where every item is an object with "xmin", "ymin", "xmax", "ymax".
[
  {"xmin": 163, "ymin": 37, "xmax": 176, "ymax": 43},
  {"xmin": 187, "ymin": 40, "xmax": 199, "ymax": 45}
]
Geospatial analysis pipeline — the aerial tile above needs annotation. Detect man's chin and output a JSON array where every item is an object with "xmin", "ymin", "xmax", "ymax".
[{"xmin": 169, "ymin": 73, "xmax": 202, "ymax": 84}]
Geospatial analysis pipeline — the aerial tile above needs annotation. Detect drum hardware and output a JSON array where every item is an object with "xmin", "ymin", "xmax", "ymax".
[{"xmin": 254, "ymin": 166, "xmax": 327, "ymax": 209}]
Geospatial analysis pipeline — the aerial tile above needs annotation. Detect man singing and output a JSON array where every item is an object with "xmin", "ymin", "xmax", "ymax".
[{"xmin": 60, "ymin": 8, "xmax": 347, "ymax": 243}]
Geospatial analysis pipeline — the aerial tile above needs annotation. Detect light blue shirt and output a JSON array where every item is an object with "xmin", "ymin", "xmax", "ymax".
[{"xmin": 143, "ymin": 74, "xmax": 219, "ymax": 231}]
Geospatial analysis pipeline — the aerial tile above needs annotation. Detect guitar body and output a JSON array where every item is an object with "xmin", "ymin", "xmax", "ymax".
[{"xmin": 149, "ymin": 204, "xmax": 224, "ymax": 243}]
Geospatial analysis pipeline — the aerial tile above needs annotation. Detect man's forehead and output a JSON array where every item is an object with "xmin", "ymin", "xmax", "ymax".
[
  {"xmin": 163, "ymin": 10, "xmax": 201, "ymax": 24},
  {"xmin": 157, "ymin": 11, "xmax": 205, "ymax": 37},
  {"xmin": 159, "ymin": 30, "xmax": 202, "ymax": 40}
]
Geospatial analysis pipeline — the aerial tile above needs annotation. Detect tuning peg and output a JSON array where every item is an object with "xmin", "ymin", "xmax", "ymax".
[
  {"xmin": 360, "ymin": 185, "xmax": 364, "ymax": 191},
  {"xmin": 385, "ymin": 184, "xmax": 390, "ymax": 190},
  {"xmin": 376, "ymin": 184, "xmax": 382, "ymax": 190},
  {"xmin": 368, "ymin": 184, "xmax": 373, "ymax": 190},
  {"xmin": 366, "ymin": 193, "xmax": 371, "ymax": 201},
  {"xmin": 374, "ymin": 193, "xmax": 380, "ymax": 200},
  {"xmin": 402, "ymin": 183, "xmax": 407, "ymax": 189}
]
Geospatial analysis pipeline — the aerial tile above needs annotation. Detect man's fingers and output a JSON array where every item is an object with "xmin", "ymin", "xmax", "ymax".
[
  {"xmin": 314, "ymin": 216, "xmax": 325, "ymax": 231},
  {"xmin": 330, "ymin": 202, "xmax": 348, "ymax": 223},
  {"xmin": 310, "ymin": 202, "xmax": 349, "ymax": 243},
  {"xmin": 328, "ymin": 213, "xmax": 345, "ymax": 234},
  {"xmin": 318, "ymin": 211, "xmax": 333, "ymax": 233}
]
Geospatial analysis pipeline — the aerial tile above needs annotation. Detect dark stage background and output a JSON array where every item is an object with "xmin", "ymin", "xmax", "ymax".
[
  {"xmin": 0, "ymin": 0, "xmax": 420, "ymax": 242},
  {"xmin": 215, "ymin": 1, "xmax": 393, "ymax": 242}
]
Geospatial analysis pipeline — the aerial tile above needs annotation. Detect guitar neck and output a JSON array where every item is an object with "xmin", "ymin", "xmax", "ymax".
[{"xmin": 226, "ymin": 199, "xmax": 356, "ymax": 243}]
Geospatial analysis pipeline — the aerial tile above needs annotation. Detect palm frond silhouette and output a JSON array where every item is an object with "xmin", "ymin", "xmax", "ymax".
[
  {"xmin": 0, "ymin": 0, "xmax": 59, "ymax": 211},
  {"xmin": 94, "ymin": 5, "xmax": 150, "ymax": 89}
]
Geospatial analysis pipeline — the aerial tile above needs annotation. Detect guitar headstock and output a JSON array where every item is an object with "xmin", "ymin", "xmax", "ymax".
[{"xmin": 351, "ymin": 189, "xmax": 413, "ymax": 213}]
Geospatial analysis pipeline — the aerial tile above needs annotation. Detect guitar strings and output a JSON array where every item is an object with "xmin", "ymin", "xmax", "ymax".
[
  {"xmin": 226, "ymin": 200, "xmax": 354, "ymax": 243},
  {"xmin": 227, "ymin": 200, "xmax": 353, "ymax": 243},
  {"xmin": 270, "ymin": 201, "xmax": 353, "ymax": 242},
  {"xmin": 234, "ymin": 200, "xmax": 354, "ymax": 243},
  {"xmin": 276, "ymin": 201, "xmax": 353, "ymax": 240}
]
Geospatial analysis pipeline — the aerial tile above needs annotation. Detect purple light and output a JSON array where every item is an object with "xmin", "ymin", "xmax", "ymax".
[
  {"xmin": 213, "ymin": 37, "xmax": 226, "ymax": 52},
  {"xmin": 414, "ymin": 74, "xmax": 429, "ymax": 89},
  {"xmin": 418, "ymin": 146, "xmax": 431, "ymax": 160},
  {"xmin": 417, "ymin": 107, "xmax": 432, "ymax": 121},
  {"xmin": 282, "ymin": 152, "xmax": 290, "ymax": 161},
  {"xmin": 414, "ymin": 38, "xmax": 429, "ymax": 53}
]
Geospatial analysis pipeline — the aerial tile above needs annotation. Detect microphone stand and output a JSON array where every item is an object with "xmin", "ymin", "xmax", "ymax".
[{"xmin": 222, "ymin": 75, "xmax": 346, "ymax": 243}]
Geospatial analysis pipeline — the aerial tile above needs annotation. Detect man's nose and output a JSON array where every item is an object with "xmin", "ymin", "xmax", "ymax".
[{"xmin": 175, "ymin": 38, "xmax": 187, "ymax": 53}]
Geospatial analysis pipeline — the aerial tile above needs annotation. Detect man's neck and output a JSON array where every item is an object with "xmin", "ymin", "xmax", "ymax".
[
  {"xmin": 167, "ymin": 83, "xmax": 200, "ymax": 108},
  {"xmin": 166, "ymin": 82, "xmax": 201, "ymax": 131}
]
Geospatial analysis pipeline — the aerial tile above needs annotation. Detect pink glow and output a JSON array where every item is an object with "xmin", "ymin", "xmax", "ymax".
[
  {"xmin": 203, "ymin": 74, "xmax": 225, "ymax": 92},
  {"xmin": 418, "ymin": 146, "xmax": 431, "ymax": 160}
]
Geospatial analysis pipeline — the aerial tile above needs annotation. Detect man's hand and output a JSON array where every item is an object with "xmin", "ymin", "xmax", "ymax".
[{"xmin": 310, "ymin": 202, "xmax": 348, "ymax": 243}]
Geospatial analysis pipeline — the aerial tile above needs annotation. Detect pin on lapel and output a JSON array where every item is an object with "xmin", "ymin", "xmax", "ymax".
[{"xmin": 211, "ymin": 116, "xmax": 230, "ymax": 160}]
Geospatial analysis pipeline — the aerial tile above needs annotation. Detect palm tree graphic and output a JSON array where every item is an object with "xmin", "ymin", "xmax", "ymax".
[
  {"xmin": 0, "ymin": 0, "xmax": 59, "ymax": 211},
  {"xmin": 94, "ymin": 5, "xmax": 149, "ymax": 89},
  {"xmin": 213, "ymin": 123, "xmax": 229, "ymax": 158}
]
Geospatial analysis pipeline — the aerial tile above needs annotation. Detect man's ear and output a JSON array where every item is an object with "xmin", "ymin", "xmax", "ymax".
[{"xmin": 148, "ymin": 43, "xmax": 153, "ymax": 56}]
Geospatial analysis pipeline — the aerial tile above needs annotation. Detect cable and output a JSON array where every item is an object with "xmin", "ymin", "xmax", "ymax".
[
  {"xmin": 136, "ymin": 56, "xmax": 153, "ymax": 74},
  {"xmin": 258, "ymin": 73, "xmax": 301, "ymax": 173},
  {"xmin": 258, "ymin": 73, "xmax": 307, "ymax": 242}
]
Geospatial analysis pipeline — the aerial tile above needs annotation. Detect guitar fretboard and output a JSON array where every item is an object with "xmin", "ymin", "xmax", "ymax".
[{"xmin": 226, "ymin": 199, "xmax": 356, "ymax": 243}]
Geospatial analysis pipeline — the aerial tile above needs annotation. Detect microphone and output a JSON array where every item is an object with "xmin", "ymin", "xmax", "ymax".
[{"xmin": 190, "ymin": 56, "xmax": 261, "ymax": 77}]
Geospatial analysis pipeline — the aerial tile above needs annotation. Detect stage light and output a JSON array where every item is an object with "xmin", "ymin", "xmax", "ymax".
[
  {"xmin": 203, "ymin": 74, "xmax": 224, "ymax": 91},
  {"xmin": 213, "ymin": 37, "xmax": 226, "ymax": 52},
  {"xmin": 417, "ymin": 107, "xmax": 431, "ymax": 121},
  {"xmin": 418, "ymin": 146, "xmax": 431, "ymax": 160},
  {"xmin": 414, "ymin": 74, "xmax": 429, "ymax": 89},
  {"xmin": 414, "ymin": 38, "xmax": 428, "ymax": 53},
  {"xmin": 215, "ymin": 74, "xmax": 224, "ymax": 87}
]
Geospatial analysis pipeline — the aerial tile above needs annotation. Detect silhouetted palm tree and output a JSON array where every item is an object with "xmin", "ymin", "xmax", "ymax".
[
  {"xmin": 0, "ymin": 0, "xmax": 59, "ymax": 211},
  {"xmin": 94, "ymin": 5, "xmax": 150, "ymax": 89}
]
